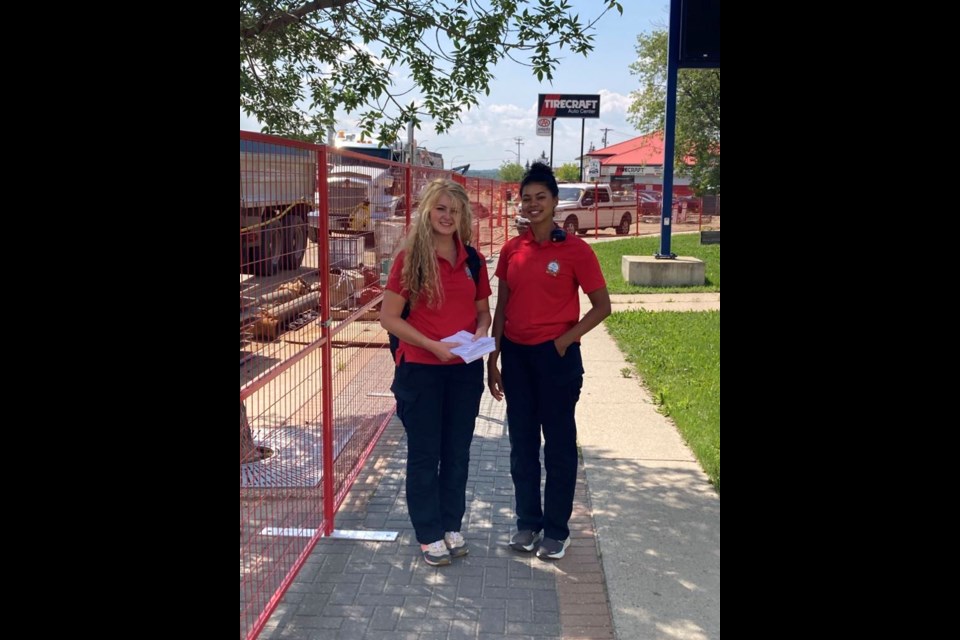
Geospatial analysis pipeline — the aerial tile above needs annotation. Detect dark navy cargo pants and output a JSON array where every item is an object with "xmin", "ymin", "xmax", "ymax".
[
  {"xmin": 391, "ymin": 358, "xmax": 484, "ymax": 544},
  {"xmin": 501, "ymin": 337, "xmax": 584, "ymax": 542}
]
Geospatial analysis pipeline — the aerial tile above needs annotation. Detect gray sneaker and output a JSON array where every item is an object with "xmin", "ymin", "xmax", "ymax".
[
  {"xmin": 536, "ymin": 536, "xmax": 571, "ymax": 560},
  {"xmin": 509, "ymin": 529, "xmax": 543, "ymax": 552}
]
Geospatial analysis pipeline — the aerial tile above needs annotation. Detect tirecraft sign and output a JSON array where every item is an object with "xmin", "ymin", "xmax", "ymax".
[
  {"xmin": 621, "ymin": 166, "xmax": 661, "ymax": 176},
  {"xmin": 538, "ymin": 93, "xmax": 601, "ymax": 118}
]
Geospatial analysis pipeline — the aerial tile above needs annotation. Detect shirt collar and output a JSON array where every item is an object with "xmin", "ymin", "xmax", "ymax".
[
  {"xmin": 520, "ymin": 226, "xmax": 561, "ymax": 248},
  {"xmin": 437, "ymin": 236, "xmax": 469, "ymax": 268}
]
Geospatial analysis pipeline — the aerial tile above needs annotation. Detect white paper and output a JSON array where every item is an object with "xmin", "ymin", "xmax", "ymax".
[{"xmin": 442, "ymin": 330, "xmax": 496, "ymax": 364}]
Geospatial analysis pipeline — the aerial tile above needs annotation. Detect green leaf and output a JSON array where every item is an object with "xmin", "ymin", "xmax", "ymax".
[
  {"xmin": 627, "ymin": 29, "xmax": 720, "ymax": 193},
  {"xmin": 240, "ymin": 0, "xmax": 620, "ymax": 141}
]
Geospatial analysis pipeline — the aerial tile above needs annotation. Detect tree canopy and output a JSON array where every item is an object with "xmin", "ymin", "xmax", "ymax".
[
  {"xmin": 627, "ymin": 30, "xmax": 720, "ymax": 193},
  {"xmin": 498, "ymin": 161, "xmax": 524, "ymax": 182},
  {"xmin": 241, "ymin": 0, "xmax": 622, "ymax": 144},
  {"xmin": 555, "ymin": 162, "xmax": 581, "ymax": 182}
]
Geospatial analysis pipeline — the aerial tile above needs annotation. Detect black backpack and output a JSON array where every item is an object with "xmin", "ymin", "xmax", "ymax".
[{"xmin": 389, "ymin": 245, "xmax": 482, "ymax": 361}]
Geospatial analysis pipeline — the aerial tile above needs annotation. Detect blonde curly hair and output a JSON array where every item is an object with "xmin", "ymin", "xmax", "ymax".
[{"xmin": 400, "ymin": 179, "xmax": 474, "ymax": 310}]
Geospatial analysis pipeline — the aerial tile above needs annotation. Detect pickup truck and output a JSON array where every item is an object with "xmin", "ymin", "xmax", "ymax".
[{"xmin": 552, "ymin": 183, "xmax": 636, "ymax": 236}]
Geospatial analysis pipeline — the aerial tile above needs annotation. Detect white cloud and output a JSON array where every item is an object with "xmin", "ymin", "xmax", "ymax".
[{"xmin": 598, "ymin": 90, "xmax": 632, "ymax": 114}]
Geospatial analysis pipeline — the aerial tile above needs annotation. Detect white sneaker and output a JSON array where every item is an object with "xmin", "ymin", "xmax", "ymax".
[
  {"xmin": 421, "ymin": 540, "xmax": 451, "ymax": 566},
  {"xmin": 444, "ymin": 531, "xmax": 469, "ymax": 558}
]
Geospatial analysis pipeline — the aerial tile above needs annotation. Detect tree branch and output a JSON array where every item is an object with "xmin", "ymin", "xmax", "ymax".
[{"xmin": 241, "ymin": 0, "xmax": 355, "ymax": 40}]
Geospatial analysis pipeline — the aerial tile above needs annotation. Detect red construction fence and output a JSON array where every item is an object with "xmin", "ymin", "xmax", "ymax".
[{"xmin": 240, "ymin": 132, "xmax": 516, "ymax": 639}]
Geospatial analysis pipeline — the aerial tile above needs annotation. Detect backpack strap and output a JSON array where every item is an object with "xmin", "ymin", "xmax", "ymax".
[{"xmin": 465, "ymin": 244, "xmax": 481, "ymax": 286}]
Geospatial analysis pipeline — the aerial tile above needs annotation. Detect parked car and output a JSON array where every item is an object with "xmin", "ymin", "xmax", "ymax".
[
  {"xmin": 514, "ymin": 215, "xmax": 531, "ymax": 235},
  {"xmin": 551, "ymin": 183, "xmax": 636, "ymax": 235},
  {"xmin": 636, "ymin": 191, "xmax": 662, "ymax": 217},
  {"xmin": 679, "ymin": 196, "xmax": 701, "ymax": 214},
  {"xmin": 635, "ymin": 191, "xmax": 684, "ymax": 218}
]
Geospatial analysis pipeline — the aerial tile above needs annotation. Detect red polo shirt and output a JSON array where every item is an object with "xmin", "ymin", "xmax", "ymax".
[
  {"xmin": 494, "ymin": 231, "xmax": 606, "ymax": 345},
  {"xmin": 386, "ymin": 242, "xmax": 492, "ymax": 365}
]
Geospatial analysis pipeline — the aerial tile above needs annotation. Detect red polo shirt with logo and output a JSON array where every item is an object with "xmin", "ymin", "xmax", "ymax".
[
  {"xmin": 387, "ymin": 242, "xmax": 492, "ymax": 365},
  {"xmin": 494, "ymin": 231, "xmax": 606, "ymax": 345}
]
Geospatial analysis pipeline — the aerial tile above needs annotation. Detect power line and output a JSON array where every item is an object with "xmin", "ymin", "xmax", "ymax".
[
  {"xmin": 512, "ymin": 137, "xmax": 524, "ymax": 164},
  {"xmin": 606, "ymin": 130, "xmax": 635, "ymax": 141},
  {"xmin": 600, "ymin": 128, "xmax": 612, "ymax": 147}
]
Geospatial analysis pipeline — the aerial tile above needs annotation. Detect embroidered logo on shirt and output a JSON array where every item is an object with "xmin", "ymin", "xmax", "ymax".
[{"xmin": 546, "ymin": 260, "xmax": 560, "ymax": 277}]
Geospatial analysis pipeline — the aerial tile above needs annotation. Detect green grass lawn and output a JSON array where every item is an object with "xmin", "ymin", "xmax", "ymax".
[
  {"xmin": 605, "ymin": 310, "xmax": 720, "ymax": 492},
  {"xmin": 591, "ymin": 233, "xmax": 720, "ymax": 294}
]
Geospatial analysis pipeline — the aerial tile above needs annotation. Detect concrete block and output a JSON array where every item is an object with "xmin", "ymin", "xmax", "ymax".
[{"xmin": 621, "ymin": 255, "xmax": 705, "ymax": 286}]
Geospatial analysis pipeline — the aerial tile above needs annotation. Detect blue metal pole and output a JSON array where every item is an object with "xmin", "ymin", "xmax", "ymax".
[{"xmin": 658, "ymin": 0, "xmax": 683, "ymax": 259}]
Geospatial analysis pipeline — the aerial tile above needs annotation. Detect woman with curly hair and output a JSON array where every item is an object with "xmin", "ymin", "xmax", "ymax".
[{"xmin": 380, "ymin": 178, "xmax": 492, "ymax": 566}]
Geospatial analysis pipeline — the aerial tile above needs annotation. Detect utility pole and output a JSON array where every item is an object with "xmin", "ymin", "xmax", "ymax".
[
  {"xmin": 600, "ymin": 128, "xmax": 612, "ymax": 147},
  {"xmin": 512, "ymin": 137, "xmax": 524, "ymax": 164}
]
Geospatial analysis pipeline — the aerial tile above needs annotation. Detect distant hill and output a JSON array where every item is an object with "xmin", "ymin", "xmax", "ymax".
[{"xmin": 462, "ymin": 168, "xmax": 501, "ymax": 180}]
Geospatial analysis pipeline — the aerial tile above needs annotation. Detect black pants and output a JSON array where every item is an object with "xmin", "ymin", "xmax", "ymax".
[
  {"xmin": 501, "ymin": 337, "xmax": 583, "ymax": 541},
  {"xmin": 391, "ymin": 359, "xmax": 484, "ymax": 544}
]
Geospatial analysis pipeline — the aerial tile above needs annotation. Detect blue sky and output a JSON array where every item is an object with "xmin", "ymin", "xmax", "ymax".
[{"xmin": 240, "ymin": 1, "xmax": 670, "ymax": 170}]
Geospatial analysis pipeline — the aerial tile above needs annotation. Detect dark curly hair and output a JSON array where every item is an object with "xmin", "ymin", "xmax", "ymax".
[{"xmin": 520, "ymin": 161, "xmax": 558, "ymax": 198}]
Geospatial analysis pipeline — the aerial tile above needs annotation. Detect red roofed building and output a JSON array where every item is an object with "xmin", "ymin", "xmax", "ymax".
[{"xmin": 583, "ymin": 132, "xmax": 695, "ymax": 197}]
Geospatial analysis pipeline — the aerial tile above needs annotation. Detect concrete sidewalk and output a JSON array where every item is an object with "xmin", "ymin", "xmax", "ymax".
[
  {"xmin": 260, "ymin": 285, "xmax": 719, "ymax": 640},
  {"xmin": 578, "ymin": 317, "xmax": 720, "ymax": 640}
]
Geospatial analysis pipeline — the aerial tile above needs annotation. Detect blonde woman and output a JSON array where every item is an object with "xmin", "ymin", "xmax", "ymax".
[{"xmin": 380, "ymin": 179, "xmax": 492, "ymax": 566}]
